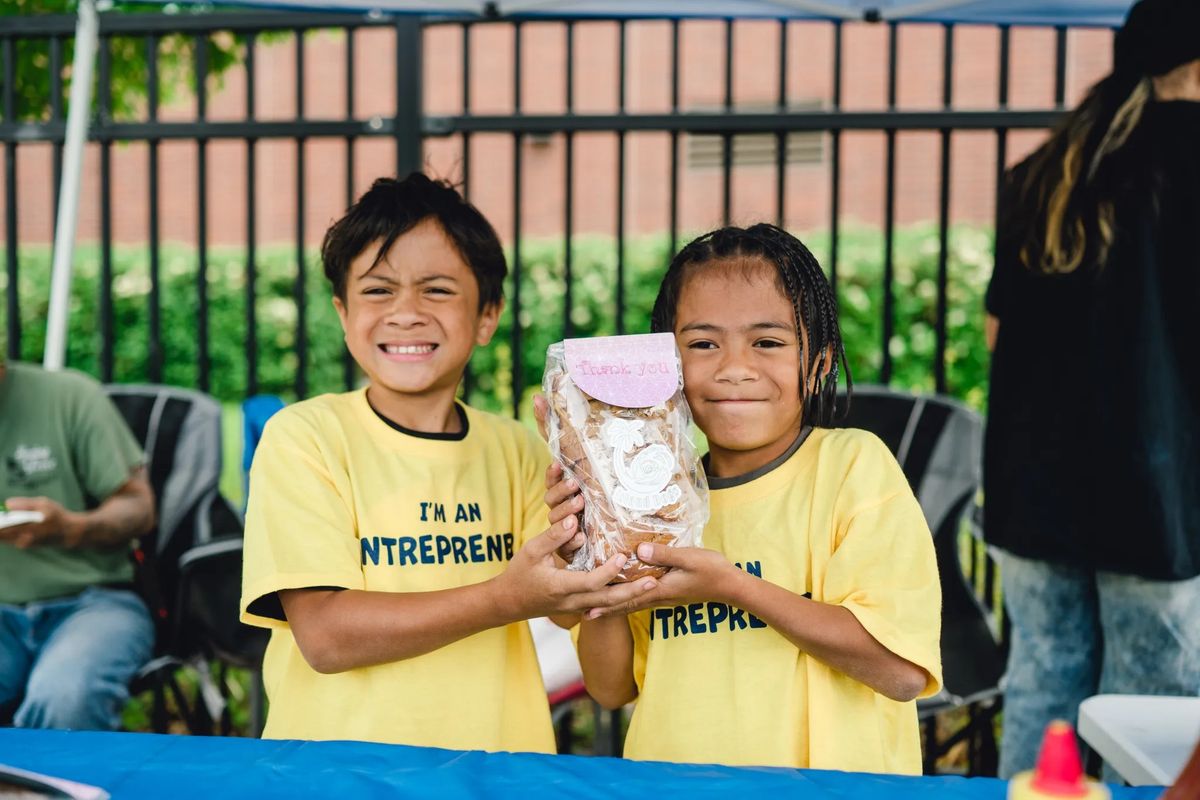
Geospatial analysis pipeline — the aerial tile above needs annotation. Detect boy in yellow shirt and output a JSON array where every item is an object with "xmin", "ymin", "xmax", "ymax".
[
  {"xmin": 240, "ymin": 173, "xmax": 650, "ymax": 750},
  {"xmin": 547, "ymin": 224, "xmax": 942, "ymax": 773}
]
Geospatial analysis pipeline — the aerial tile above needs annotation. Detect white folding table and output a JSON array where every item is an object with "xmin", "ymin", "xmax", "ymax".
[{"xmin": 1078, "ymin": 694, "xmax": 1200, "ymax": 786}]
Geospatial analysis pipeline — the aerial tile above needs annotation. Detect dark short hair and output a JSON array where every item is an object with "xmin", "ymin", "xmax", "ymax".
[
  {"xmin": 321, "ymin": 172, "xmax": 507, "ymax": 308},
  {"xmin": 651, "ymin": 223, "xmax": 851, "ymax": 428}
]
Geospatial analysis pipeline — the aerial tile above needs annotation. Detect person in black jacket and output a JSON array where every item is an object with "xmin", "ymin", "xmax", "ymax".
[{"xmin": 985, "ymin": 0, "xmax": 1200, "ymax": 778}]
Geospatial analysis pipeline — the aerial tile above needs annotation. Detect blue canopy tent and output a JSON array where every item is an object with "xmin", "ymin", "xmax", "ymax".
[{"xmin": 42, "ymin": 0, "xmax": 1136, "ymax": 370}]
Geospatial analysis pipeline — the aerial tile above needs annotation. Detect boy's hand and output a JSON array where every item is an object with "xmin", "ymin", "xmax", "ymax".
[
  {"xmin": 544, "ymin": 462, "xmax": 585, "ymax": 562},
  {"xmin": 532, "ymin": 393, "xmax": 550, "ymax": 442},
  {"xmin": 536, "ymin": 394, "xmax": 584, "ymax": 562},
  {"xmin": 491, "ymin": 515, "xmax": 658, "ymax": 621},
  {"xmin": 582, "ymin": 542, "xmax": 744, "ymax": 619}
]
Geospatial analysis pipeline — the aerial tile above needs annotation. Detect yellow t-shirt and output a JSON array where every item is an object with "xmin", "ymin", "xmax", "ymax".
[
  {"xmin": 624, "ymin": 427, "xmax": 942, "ymax": 773},
  {"xmin": 240, "ymin": 389, "xmax": 555, "ymax": 752}
]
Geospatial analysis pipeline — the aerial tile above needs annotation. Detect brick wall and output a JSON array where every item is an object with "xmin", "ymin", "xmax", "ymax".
[{"xmin": 2, "ymin": 20, "xmax": 1113, "ymax": 248}]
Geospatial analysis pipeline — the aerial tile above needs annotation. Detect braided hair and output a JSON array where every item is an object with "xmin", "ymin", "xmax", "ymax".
[{"xmin": 650, "ymin": 223, "xmax": 851, "ymax": 428}]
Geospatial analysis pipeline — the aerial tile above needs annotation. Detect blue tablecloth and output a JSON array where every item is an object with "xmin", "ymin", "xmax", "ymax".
[{"xmin": 0, "ymin": 729, "xmax": 1165, "ymax": 799}]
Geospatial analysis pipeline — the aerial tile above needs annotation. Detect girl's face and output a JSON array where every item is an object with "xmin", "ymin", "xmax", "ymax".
[{"xmin": 673, "ymin": 261, "xmax": 805, "ymax": 478}]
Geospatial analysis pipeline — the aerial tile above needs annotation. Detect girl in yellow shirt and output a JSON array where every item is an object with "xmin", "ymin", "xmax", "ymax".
[{"xmin": 546, "ymin": 224, "xmax": 942, "ymax": 773}]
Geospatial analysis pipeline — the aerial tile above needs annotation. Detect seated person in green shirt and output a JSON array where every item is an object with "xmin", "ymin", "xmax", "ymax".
[{"xmin": 0, "ymin": 357, "xmax": 156, "ymax": 730}]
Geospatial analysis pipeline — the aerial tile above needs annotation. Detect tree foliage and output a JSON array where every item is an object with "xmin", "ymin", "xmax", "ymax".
[{"xmin": 1, "ymin": 0, "xmax": 251, "ymax": 122}]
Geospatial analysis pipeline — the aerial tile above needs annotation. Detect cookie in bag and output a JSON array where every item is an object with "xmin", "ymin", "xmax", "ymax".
[{"xmin": 543, "ymin": 333, "xmax": 709, "ymax": 583}]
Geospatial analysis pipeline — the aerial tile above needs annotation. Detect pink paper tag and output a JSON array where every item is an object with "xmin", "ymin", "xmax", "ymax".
[{"xmin": 563, "ymin": 333, "xmax": 680, "ymax": 408}]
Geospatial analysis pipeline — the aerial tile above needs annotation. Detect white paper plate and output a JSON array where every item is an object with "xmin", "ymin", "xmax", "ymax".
[{"xmin": 0, "ymin": 510, "xmax": 46, "ymax": 530}]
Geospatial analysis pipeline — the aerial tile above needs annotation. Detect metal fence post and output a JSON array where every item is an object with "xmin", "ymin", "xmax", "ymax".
[{"xmin": 395, "ymin": 16, "xmax": 423, "ymax": 177}]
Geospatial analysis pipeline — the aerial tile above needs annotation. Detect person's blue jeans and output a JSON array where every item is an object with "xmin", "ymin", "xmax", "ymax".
[
  {"xmin": 0, "ymin": 586, "xmax": 154, "ymax": 731},
  {"xmin": 998, "ymin": 552, "xmax": 1200, "ymax": 779}
]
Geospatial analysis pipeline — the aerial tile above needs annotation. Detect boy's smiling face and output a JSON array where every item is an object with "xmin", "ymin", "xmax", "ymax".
[
  {"xmin": 674, "ymin": 261, "xmax": 805, "ymax": 478},
  {"xmin": 333, "ymin": 218, "xmax": 501, "ymax": 417}
]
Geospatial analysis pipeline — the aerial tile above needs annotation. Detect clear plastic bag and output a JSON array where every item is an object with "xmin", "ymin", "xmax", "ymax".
[{"xmin": 543, "ymin": 333, "xmax": 708, "ymax": 583}]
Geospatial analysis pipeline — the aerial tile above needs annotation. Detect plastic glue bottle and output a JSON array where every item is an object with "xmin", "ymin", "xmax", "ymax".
[{"xmin": 1008, "ymin": 720, "xmax": 1111, "ymax": 800}]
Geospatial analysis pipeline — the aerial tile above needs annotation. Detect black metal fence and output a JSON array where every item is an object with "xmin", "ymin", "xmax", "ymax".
[
  {"xmin": 1, "ymin": 8, "xmax": 1076, "ymax": 716},
  {"xmin": 2, "ymin": 10, "xmax": 1079, "ymax": 412}
]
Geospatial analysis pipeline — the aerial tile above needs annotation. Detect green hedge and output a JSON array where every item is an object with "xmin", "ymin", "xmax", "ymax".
[{"xmin": 3, "ymin": 224, "xmax": 992, "ymax": 415}]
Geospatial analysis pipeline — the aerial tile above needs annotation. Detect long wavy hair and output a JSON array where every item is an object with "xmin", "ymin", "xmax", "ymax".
[{"xmin": 1007, "ymin": 72, "xmax": 1155, "ymax": 275}]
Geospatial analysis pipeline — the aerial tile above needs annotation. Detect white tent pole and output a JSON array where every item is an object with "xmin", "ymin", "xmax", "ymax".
[{"xmin": 44, "ymin": 0, "xmax": 99, "ymax": 372}]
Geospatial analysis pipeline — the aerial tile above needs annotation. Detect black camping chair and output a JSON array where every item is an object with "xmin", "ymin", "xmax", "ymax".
[
  {"xmin": 833, "ymin": 385, "xmax": 1006, "ymax": 776},
  {"xmin": 105, "ymin": 384, "xmax": 268, "ymax": 736}
]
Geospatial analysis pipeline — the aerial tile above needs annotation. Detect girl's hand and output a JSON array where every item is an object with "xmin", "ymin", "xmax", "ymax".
[
  {"xmin": 544, "ymin": 462, "xmax": 585, "ymax": 562},
  {"xmin": 583, "ymin": 543, "xmax": 744, "ymax": 619}
]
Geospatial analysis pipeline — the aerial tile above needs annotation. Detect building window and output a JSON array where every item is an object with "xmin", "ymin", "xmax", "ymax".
[{"xmin": 686, "ymin": 102, "xmax": 824, "ymax": 169}]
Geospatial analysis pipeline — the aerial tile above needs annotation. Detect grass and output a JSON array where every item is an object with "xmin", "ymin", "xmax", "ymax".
[
  {"xmin": 123, "ymin": 662, "xmax": 262, "ymax": 737},
  {"xmin": 220, "ymin": 402, "xmax": 246, "ymax": 508}
]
